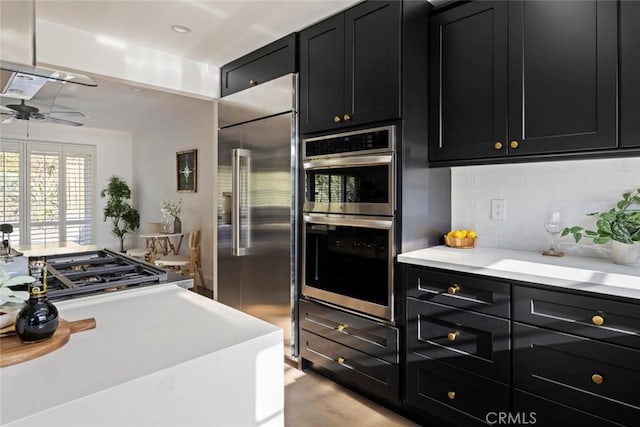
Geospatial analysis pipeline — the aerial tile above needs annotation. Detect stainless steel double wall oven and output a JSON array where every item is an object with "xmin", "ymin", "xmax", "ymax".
[{"xmin": 302, "ymin": 125, "xmax": 396, "ymax": 321}]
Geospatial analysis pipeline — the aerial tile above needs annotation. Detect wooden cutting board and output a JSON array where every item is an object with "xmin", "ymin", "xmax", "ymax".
[{"xmin": 0, "ymin": 318, "xmax": 96, "ymax": 368}]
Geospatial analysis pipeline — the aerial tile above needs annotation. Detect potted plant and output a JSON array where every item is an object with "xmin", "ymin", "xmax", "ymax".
[
  {"xmin": 0, "ymin": 265, "xmax": 34, "ymax": 328},
  {"xmin": 100, "ymin": 176, "xmax": 141, "ymax": 252},
  {"xmin": 160, "ymin": 198, "xmax": 182, "ymax": 233},
  {"xmin": 562, "ymin": 188, "xmax": 640, "ymax": 265}
]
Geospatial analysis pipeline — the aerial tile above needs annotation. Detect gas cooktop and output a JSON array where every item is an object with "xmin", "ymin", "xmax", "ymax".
[{"xmin": 34, "ymin": 249, "xmax": 169, "ymax": 301}]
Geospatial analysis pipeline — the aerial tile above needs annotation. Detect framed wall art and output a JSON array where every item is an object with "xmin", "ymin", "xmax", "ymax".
[{"xmin": 177, "ymin": 149, "xmax": 197, "ymax": 192}]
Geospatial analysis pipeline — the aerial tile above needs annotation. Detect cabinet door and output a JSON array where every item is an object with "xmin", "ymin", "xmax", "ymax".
[
  {"xmin": 620, "ymin": 0, "xmax": 640, "ymax": 148},
  {"xmin": 299, "ymin": 14, "xmax": 345, "ymax": 134},
  {"xmin": 508, "ymin": 0, "xmax": 617, "ymax": 155},
  {"xmin": 344, "ymin": 0, "xmax": 401, "ymax": 128},
  {"xmin": 220, "ymin": 33, "xmax": 296, "ymax": 97},
  {"xmin": 429, "ymin": 1, "xmax": 508, "ymax": 161}
]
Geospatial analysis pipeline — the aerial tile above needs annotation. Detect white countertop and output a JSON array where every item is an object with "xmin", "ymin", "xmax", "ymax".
[
  {"xmin": 398, "ymin": 246, "xmax": 640, "ymax": 300},
  {"xmin": 0, "ymin": 285, "xmax": 283, "ymax": 426}
]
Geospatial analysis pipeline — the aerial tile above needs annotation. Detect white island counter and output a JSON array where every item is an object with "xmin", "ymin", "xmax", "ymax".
[{"xmin": 0, "ymin": 285, "xmax": 283, "ymax": 427}]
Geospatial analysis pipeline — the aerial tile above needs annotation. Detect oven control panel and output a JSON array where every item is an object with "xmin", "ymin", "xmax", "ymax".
[{"xmin": 304, "ymin": 125, "xmax": 395, "ymax": 158}]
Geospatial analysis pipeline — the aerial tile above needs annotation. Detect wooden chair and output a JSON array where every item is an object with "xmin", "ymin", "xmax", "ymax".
[
  {"xmin": 127, "ymin": 222, "xmax": 162, "ymax": 260},
  {"xmin": 154, "ymin": 229, "xmax": 205, "ymax": 289}
]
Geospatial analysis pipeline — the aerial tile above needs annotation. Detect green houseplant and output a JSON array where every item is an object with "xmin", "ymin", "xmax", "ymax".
[
  {"xmin": 562, "ymin": 188, "xmax": 640, "ymax": 265},
  {"xmin": 100, "ymin": 176, "xmax": 140, "ymax": 252}
]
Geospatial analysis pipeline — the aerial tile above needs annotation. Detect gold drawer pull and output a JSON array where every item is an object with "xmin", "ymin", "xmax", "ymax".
[
  {"xmin": 343, "ymin": 113, "xmax": 351, "ymax": 121},
  {"xmin": 249, "ymin": 79, "xmax": 257, "ymax": 86},
  {"xmin": 592, "ymin": 315, "xmax": 604, "ymax": 326},
  {"xmin": 337, "ymin": 324, "xmax": 348, "ymax": 332},
  {"xmin": 592, "ymin": 373, "xmax": 603, "ymax": 385},
  {"xmin": 333, "ymin": 115, "xmax": 341, "ymax": 123},
  {"xmin": 447, "ymin": 391, "xmax": 456, "ymax": 400},
  {"xmin": 337, "ymin": 356, "xmax": 345, "ymax": 365},
  {"xmin": 494, "ymin": 141, "xmax": 503, "ymax": 150},
  {"xmin": 447, "ymin": 284, "xmax": 460, "ymax": 295},
  {"xmin": 510, "ymin": 140, "xmax": 519, "ymax": 149},
  {"xmin": 447, "ymin": 331, "xmax": 459, "ymax": 342}
]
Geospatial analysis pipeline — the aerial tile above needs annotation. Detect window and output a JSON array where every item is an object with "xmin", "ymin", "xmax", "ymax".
[{"xmin": 0, "ymin": 141, "xmax": 95, "ymax": 246}]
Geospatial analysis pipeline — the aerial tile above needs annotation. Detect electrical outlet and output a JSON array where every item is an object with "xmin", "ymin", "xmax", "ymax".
[{"xmin": 491, "ymin": 199, "xmax": 506, "ymax": 220}]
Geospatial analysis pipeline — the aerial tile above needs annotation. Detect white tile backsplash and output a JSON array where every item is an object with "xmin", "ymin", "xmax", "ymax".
[{"xmin": 451, "ymin": 157, "xmax": 640, "ymax": 257}]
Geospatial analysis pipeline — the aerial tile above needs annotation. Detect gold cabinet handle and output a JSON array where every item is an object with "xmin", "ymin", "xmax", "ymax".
[
  {"xmin": 333, "ymin": 115, "xmax": 341, "ymax": 123},
  {"xmin": 249, "ymin": 80, "xmax": 257, "ymax": 86},
  {"xmin": 447, "ymin": 284, "xmax": 460, "ymax": 295},
  {"xmin": 337, "ymin": 324, "xmax": 348, "ymax": 332},
  {"xmin": 592, "ymin": 315, "xmax": 604, "ymax": 326},
  {"xmin": 447, "ymin": 391, "xmax": 456, "ymax": 400},
  {"xmin": 337, "ymin": 356, "xmax": 345, "ymax": 365},
  {"xmin": 494, "ymin": 141, "xmax": 503, "ymax": 150},
  {"xmin": 510, "ymin": 140, "xmax": 519, "ymax": 149},
  {"xmin": 343, "ymin": 113, "xmax": 351, "ymax": 121},
  {"xmin": 592, "ymin": 373, "xmax": 603, "ymax": 385},
  {"xmin": 447, "ymin": 331, "xmax": 459, "ymax": 342}
]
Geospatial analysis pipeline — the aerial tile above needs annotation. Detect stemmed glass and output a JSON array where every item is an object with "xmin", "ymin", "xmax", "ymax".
[{"xmin": 543, "ymin": 210, "xmax": 564, "ymax": 256}]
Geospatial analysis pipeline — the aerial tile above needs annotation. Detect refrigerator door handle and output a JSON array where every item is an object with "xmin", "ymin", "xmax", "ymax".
[{"xmin": 232, "ymin": 148, "xmax": 251, "ymax": 256}]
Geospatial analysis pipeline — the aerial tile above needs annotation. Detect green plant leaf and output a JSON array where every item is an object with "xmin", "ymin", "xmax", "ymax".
[
  {"xmin": 596, "ymin": 219, "xmax": 612, "ymax": 235},
  {"xmin": 584, "ymin": 230, "xmax": 598, "ymax": 236},
  {"xmin": 593, "ymin": 236, "xmax": 610, "ymax": 244},
  {"xmin": 611, "ymin": 222, "xmax": 633, "ymax": 244}
]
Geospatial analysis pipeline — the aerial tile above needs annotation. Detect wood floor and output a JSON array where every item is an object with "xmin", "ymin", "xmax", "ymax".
[{"xmin": 284, "ymin": 364, "xmax": 419, "ymax": 427}]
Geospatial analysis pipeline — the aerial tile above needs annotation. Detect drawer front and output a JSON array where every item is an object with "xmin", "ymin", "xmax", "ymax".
[
  {"xmin": 407, "ymin": 299, "xmax": 511, "ymax": 384},
  {"xmin": 299, "ymin": 299, "xmax": 398, "ymax": 364},
  {"xmin": 513, "ymin": 389, "xmax": 624, "ymax": 427},
  {"xmin": 300, "ymin": 329, "xmax": 399, "ymax": 403},
  {"xmin": 407, "ymin": 355, "xmax": 510, "ymax": 426},
  {"xmin": 513, "ymin": 285, "xmax": 640, "ymax": 349},
  {"xmin": 220, "ymin": 33, "xmax": 296, "ymax": 97},
  {"xmin": 513, "ymin": 323, "xmax": 640, "ymax": 425},
  {"xmin": 406, "ymin": 267, "xmax": 510, "ymax": 318}
]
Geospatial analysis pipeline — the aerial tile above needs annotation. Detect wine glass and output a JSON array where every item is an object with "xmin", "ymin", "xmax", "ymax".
[{"xmin": 543, "ymin": 210, "xmax": 564, "ymax": 256}]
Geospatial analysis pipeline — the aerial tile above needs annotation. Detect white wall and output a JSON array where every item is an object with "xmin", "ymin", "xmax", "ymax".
[
  {"xmin": 451, "ymin": 157, "xmax": 640, "ymax": 257},
  {"xmin": 0, "ymin": 121, "xmax": 133, "ymax": 250},
  {"xmin": 132, "ymin": 100, "xmax": 215, "ymax": 289}
]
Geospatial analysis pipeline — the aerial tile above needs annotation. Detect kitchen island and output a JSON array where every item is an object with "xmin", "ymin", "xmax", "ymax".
[{"xmin": 0, "ymin": 285, "xmax": 284, "ymax": 427}]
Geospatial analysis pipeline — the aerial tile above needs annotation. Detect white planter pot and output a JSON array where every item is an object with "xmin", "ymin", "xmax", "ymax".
[{"xmin": 611, "ymin": 240, "xmax": 640, "ymax": 266}]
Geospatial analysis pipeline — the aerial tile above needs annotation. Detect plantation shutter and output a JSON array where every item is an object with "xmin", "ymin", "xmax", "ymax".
[
  {"xmin": 64, "ymin": 147, "xmax": 93, "ymax": 244},
  {"xmin": 0, "ymin": 142, "xmax": 21, "ymax": 247},
  {"xmin": 29, "ymin": 145, "xmax": 61, "ymax": 244}
]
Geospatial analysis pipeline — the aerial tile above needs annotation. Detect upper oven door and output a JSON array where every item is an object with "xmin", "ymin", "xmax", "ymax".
[{"xmin": 303, "ymin": 154, "xmax": 394, "ymax": 216}]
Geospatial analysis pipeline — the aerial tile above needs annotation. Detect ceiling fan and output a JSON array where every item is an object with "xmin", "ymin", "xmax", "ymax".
[{"xmin": 0, "ymin": 99, "xmax": 85, "ymax": 127}]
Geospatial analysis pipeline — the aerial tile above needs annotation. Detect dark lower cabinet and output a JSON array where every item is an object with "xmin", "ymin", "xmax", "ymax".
[
  {"xmin": 513, "ymin": 389, "xmax": 625, "ymax": 427},
  {"xmin": 620, "ymin": 0, "xmax": 640, "ymax": 148},
  {"xmin": 513, "ymin": 322, "xmax": 640, "ymax": 426},
  {"xmin": 299, "ymin": 298, "xmax": 400, "ymax": 404},
  {"xmin": 406, "ymin": 354, "xmax": 510, "ymax": 426},
  {"xmin": 403, "ymin": 264, "xmax": 640, "ymax": 426}
]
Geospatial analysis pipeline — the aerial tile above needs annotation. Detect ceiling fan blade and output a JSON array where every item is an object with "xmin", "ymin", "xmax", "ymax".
[
  {"xmin": 0, "ymin": 105, "xmax": 15, "ymax": 114},
  {"xmin": 46, "ymin": 116, "xmax": 83, "ymax": 127},
  {"xmin": 1, "ymin": 116, "xmax": 16, "ymax": 124},
  {"xmin": 48, "ymin": 111, "xmax": 87, "ymax": 118}
]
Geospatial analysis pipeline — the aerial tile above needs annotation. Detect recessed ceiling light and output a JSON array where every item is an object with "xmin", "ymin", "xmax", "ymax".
[
  {"xmin": 171, "ymin": 25, "xmax": 191, "ymax": 34},
  {"xmin": 131, "ymin": 87, "xmax": 143, "ymax": 92}
]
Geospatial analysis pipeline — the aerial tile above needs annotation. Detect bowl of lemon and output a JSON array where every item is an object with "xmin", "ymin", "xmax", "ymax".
[{"xmin": 444, "ymin": 229, "xmax": 477, "ymax": 249}]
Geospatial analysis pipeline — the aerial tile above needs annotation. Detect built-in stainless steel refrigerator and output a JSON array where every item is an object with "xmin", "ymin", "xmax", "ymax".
[{"xmin": 216, "ymin": 74, "xmax": 297, "ymax": 359}]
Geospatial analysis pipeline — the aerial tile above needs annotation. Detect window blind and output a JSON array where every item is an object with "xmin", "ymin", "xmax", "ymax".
[{"xmin": 0, "ymin": 143, "xmax": 20, "ymax": 247}]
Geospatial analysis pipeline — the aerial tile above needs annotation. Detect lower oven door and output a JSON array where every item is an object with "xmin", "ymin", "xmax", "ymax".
[{"xmin": 302, "ymin": 214, "xmax": 394, "ymax": 321}]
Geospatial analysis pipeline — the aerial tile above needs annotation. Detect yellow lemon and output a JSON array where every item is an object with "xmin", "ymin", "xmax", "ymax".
[
  {"xmin": 452, "ymin": 230, "xmax": 464, "ymax": 238},
  {"xmin": 447, "ymin": 230, "xmax": 456, "ymax": 238},
  {"xmin": 467, "ymin": 230, "xmax": 477, "ymax": 239}
]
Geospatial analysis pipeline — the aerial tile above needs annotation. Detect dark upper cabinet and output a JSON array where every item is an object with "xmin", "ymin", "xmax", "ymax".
[
  {"xmin": 299, "ymin": 0, "xmax": 401, "ymax": 135},
  {"xmin": 428, "ymin": 1, "xmax": 508, "ymax": 161},
  {"xmin": 620, "ymin": 0, "xmax": 640, "ymax": 148},
  {"xmin": 220, "ymin": 33, "xmax": 296, "ymax": 97},
  {"xmin": 429, "ymin": 0, "xmax": 618, "ymax": 162}
]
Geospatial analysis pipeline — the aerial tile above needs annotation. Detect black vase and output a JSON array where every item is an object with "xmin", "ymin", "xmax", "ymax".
[{"xmin": 15, "ymin": 294, "xmax": 59, "ymax": 343}]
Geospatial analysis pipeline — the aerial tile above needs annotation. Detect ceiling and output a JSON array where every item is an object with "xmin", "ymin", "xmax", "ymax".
[{"xmin": 2, "ymin": 0, "xmax": 362, "ymax": 132}]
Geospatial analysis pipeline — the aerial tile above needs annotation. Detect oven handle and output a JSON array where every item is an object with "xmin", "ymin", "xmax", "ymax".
[
  {"xmin": 303, "ymin": 154, "xmax": 392, "ymax": 170},
  {"xmin": 232, "ymin": 148, "xmax": 251, "ymax": 256},
  {"xmin": 303, "ymin": 214, "xmax": 393, "ymax": 230}
]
